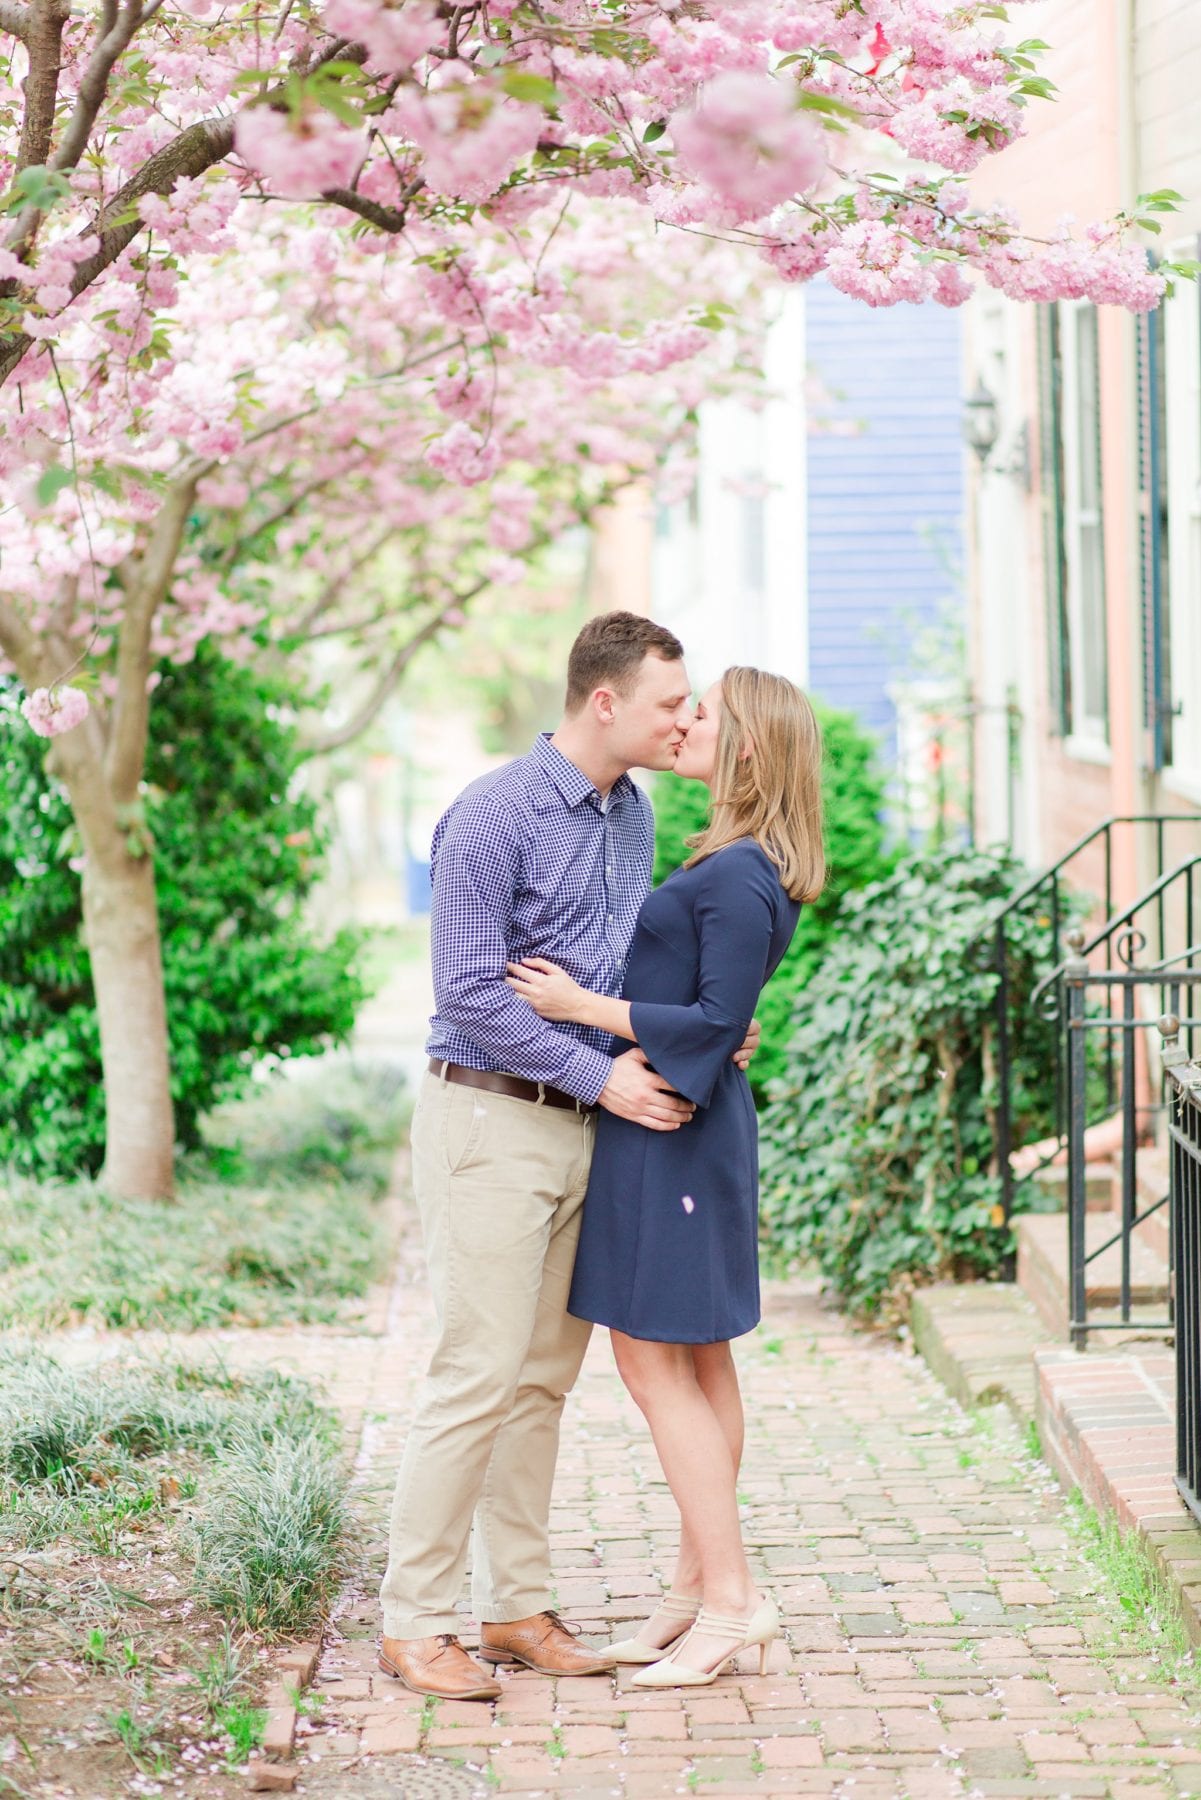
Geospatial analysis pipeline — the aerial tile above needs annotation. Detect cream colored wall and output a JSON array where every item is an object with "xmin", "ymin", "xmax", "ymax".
[
  {"xmin": 587, "ymin": 486, "xmax": 655, "ymax": 620},
  {"xmin": 1135, "ymin": 0, "xmax": 1201, "ymax": 232}
]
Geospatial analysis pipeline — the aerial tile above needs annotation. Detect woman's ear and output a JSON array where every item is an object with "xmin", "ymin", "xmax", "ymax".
[{"xmin": 739, "ymin": 735, "xmax": 756, "ymax": 762}]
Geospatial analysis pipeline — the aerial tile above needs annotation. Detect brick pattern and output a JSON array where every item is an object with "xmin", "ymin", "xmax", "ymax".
[{"xmin": 280, "ymin": 1219, "xmax": 1201, "ymax": 1798}]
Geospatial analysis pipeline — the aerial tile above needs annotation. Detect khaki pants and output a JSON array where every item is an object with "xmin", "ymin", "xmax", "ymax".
[{"xmin": 379, "ymin": 1070, "xmax": 596, "ymax": 1638}]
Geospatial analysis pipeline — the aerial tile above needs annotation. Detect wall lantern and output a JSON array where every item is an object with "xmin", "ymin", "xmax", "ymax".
[{"xmin": 962, "ymin": 377, "xmax": 1000, "ymax": 464}]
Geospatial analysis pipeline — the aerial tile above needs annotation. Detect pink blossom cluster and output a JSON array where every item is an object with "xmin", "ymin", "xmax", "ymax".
[
  {"xmin": 670, "ymin": 72, "xmax": 826, "ymax": 223},
  {"xmin": 322, "ymin": 0, "xmax": 438, "ymax": 75},
  {"xmin": 425, "ymin": 422, "xmax": 503, "ymax": 485},
  {"xmin": 824, "ymin": 221, "xmax": 938, "ymax": 308},
  {"xmin": 234, "ymin": 106, "xmax": 367, "ymax": 201},
  {"xmin": 390, "ymin": 89, "xmax": 544, "ymax": 203},
  {"xmin": 20, "ymin": 685, "xmax": 91, "ymax": 738},
  {"xmin": 0, "ymin": 194, "xmax": 760, "ymax": 736},
  {"xmin": 0, "ymin": 0, "xmax": 1175, "ymax": 409},
  {"xmin": 979, "ymin": 231, "xmax": 1165, "ymax": 311}
]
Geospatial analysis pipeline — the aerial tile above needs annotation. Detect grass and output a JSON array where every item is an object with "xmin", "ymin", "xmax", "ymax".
[
  {"xmin": 0, "ymin": 1059, "xmax": 408, "ymax": 1330},
  {"xmin": 1063, "ymin": 1487, "xmax": 1194, "ymax": 1676},
  {"xmin": 0, "ymin": 1347, "xmax": 352, "ymax": 1639},
  {"xmin": 216, "ymin": 1698, "xmax": 266, "ymax": 1765}
]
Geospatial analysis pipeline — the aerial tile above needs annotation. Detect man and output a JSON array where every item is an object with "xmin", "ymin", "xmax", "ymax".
[{"xmin": 379, "ymin": 612, "xmax": 755, "ymax": 1701}]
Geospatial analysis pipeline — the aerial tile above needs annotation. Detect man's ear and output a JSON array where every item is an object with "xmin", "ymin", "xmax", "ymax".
[{"xmin": 593, "ymin": 685, "xmax": 618, "ymax": 726}]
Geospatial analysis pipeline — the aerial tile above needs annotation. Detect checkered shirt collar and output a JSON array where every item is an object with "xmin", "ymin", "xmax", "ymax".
[{"xmin": 533, "ymin": 732, "xmax": 634, "ymax": 812}]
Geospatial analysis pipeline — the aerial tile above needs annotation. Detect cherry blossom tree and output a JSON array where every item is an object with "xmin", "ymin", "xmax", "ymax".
[
  {"xmin": 0, "ymin": 0, "xmax": 1186, "ymax": 398},
  {"xmin": 1, "ymin": 0, "xmax": 1191, "ymax": 1197},
  {"xmin": 0, "ymin": 196, "xmax": 757, "ymax": 1197}
]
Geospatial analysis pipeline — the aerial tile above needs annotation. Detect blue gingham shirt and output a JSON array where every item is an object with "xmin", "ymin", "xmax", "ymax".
[{"xmin": 426, "ymin": 733, "xmax": 654, "ymax": 1104}]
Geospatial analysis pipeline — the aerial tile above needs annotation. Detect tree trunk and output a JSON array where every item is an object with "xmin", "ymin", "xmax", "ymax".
[
  {"xmin": 81, "ymin": 843, "xmax": 176, "ymax": 1200},
  {"xmin": 43, "ymin": 701, "xmax": 178, "ymax": 1202}
]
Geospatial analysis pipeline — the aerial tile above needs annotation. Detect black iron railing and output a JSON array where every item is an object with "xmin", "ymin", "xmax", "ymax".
[
  {"xmin": 1156, "ymin": 1015, "xmax": 1201, "ymax": 1522},
  {"xmin": 1062, "ymin": 928, "xmax": 1201, "ymax": 1345},
  {"xmin": 970, "ymin": 817, "xmax": 1197, "ymax": 1229}
]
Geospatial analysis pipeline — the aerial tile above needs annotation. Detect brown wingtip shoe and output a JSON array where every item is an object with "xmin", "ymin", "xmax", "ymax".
[
  {"xmin": 478, "ymin": 1611, "xmax": 616, "ymax": 1676},
  {"xmin": 378, "ymin": 1633, "xmax": 502, "ymax": 1701}
]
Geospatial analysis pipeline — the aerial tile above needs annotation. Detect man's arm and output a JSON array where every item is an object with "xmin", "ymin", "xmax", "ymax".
[{"xmin": 431, "ymin": 795, "xmax": 614, "ymax": 1103}]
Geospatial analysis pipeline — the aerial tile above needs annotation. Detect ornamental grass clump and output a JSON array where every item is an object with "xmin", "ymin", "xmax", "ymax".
[
  {"xmin": 759, "ymin": 845, "xmax": 1073, "ymax": 1321},
  {"xmin": 0, "ymin": 1352, "xmax": 350, "ymax": 1642},
  {"xmin": 191, "ymin": 1435, "xmax": 352, "ymax": 1639}
]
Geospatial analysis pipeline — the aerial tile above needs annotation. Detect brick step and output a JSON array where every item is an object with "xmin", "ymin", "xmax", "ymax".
[
  {"xmin": 1016, "ymin": 1209, "xmax": 1171, "ymax": 1340},
  {"xmin": 1025, "ymin": 1145, "xmax": 1171, "ymax": 1257},
  {"xmin": 1028, "ymin": 1160, "xmax": 1115, "ymax": 1213}
]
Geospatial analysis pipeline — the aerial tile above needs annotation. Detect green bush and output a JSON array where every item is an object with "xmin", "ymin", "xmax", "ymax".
[
  {"xmin": 758, "ymin": 845, "xmax": 1069, "ymax": 1320},
  {"xmin": 0, "ymin": 645, "xmax": 366, "ymax": 1178},
  {"xmin": 652, "ymin": 699, "xmax": 895, "ymax": 1103}
]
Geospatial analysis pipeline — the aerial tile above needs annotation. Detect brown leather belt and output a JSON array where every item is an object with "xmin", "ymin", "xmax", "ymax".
[{"xmin": 427, "ymin": 1058, "xmax": 596, "ymax": 1114}]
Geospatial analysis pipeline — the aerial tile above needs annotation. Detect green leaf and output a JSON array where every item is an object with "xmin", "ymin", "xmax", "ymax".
[
  {"xmin": 35, "ymin": 466, "xmax": 74, "ymax": 507},
  {"xmin": 642, "ymin": 120, "xmax": 666, "ymax": 144},
  {"xmin": 1, "ymin": 165, "xmax": 72, "ymax": 217},
  {"xmin": 796, "ymin": 91, "xmax": 861, "ymax": 120},
  {"xmin": 499, "ymin": 70, "xmax": 561, "ymax": 107}
]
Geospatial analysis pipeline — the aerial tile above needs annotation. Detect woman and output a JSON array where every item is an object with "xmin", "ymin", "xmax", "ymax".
[{"xmin": 505, "ymin": 666, "xmax": 824, "ymax": 1689}]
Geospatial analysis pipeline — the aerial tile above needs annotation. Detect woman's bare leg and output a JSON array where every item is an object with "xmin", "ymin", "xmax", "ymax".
[
  {"xmin": 612, "ymin": 1331, "xmax": 758, "ymax": 1667},
  {"xmin": 669, "ymin": 1342, "xmax": 745, "ymax": 1599}
]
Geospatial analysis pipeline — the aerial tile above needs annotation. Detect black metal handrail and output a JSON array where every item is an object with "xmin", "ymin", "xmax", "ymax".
[
  {"xmin": 1032, "ymin": 854, "xmax": 1201, "ymax": 1010},
  {"xmin": 1155, "ymin": 1015, "xmax": 1201, "ymax": 1522},
  {"xmin": 1063, "ymin": 939, "xmax": 1200, "ymax": 1345},
  {"xmin": 968, "ymin": 816, "xmax": 1197, "ymax": 1228}
]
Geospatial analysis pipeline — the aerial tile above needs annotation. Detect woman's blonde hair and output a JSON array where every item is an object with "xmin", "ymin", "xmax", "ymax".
[{"xmin": 684, "ymin": 666, "xmax": 825, "ymax": 903}]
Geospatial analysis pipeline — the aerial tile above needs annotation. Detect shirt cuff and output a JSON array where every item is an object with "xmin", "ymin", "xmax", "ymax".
[{"xmin": 558, "ymin": 1042, "xmax": 615, "ymax": 1107}]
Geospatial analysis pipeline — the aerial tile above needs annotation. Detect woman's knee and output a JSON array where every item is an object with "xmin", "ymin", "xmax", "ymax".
[
  {"xmin": 691, "ymin": 1341, "xmax": 737, "ymax": 1388},
  {"xmin": 612, "ymin": 1333, "xmax": 696, "ymax": 1409}
]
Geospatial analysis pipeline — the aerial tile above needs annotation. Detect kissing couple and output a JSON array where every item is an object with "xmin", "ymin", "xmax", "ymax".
[{"xmin": 378, "ymin": 610, "xmax": 824, "ymax": 1699}]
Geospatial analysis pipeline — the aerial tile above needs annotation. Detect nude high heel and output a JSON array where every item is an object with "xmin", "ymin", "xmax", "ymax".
[
  {"xmin": 607, "ymin": 1590, "xmax": 702, "ymax": 1665},
  {"xmin": 629, "ymin": 1595, "xmax": 780, "ymax": 1688}
]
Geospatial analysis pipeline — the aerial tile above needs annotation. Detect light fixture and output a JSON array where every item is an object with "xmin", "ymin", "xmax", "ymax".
[{"xmin": 962, "ymin": 377, "xmax": 999, "ymax": 465}]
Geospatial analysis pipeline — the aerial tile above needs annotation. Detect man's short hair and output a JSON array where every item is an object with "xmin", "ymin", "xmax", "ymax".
[{"xmin": 565, "ymin": 611, "xmax": 685, "ymax": 712}]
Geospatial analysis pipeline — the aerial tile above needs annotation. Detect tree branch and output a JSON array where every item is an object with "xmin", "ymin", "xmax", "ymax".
[
  {"xmin": 0, "ymin": 592, "xmax": 36, "ymax": 679},
  {"xmin": 282, "ymin": 524, "xmax": 396, "ymax": 639},
  {"xmin": 50, "ymin": 0, "xmax": 147, "ymax": 175},
  {"xmin": 216, "ymin": 472, "xmax": 341, "ymax": 569},
  {"xmin": 0, "ymin": 114, "xmax": 236, "ymax": 384},
  {"xmin": 320, "ymin": 181, "xmax": 421, "ymax": 233},
  {"xmin": 15, "ymin": 0, "xmax": 69, "ymax": 175},
  {"xmin": 301, "ymin": 602, "xmax": 396, "ymax": 642},
  {"xmin": 105, "ymin": 470, "xmax": 199, "ymax": 801},
  {"xmin": 300, "ymin": 594, "xmax": 480, "ymax": 758},
  {"xmin": 0, "ymin": 0, "xmax": 32, "ymax": 40},
  {"xmin": 0, "ymin": 42, "xmax": 374, "ymax": 385}
]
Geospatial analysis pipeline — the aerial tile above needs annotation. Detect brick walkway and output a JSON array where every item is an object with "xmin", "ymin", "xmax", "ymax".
[{"xmin": 255, "ymin": 1190, "xmax": 1201, "ymax": 1800}]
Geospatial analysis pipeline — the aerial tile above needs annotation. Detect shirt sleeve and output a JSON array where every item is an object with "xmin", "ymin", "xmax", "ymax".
[
  {"xmin": 627, "ymin": 847, "xmax": 779, "ymax": 1109},
  {"xmin": 430, "ymin": 794, "xmax": 614, "ymax": 1104}
]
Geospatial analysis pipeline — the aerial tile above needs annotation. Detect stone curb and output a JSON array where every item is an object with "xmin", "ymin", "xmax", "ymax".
[
  {"xmin": 246, "ymin": 1640, "xmax": 321, "ymax": 1791},
  {"xmin": 246, "ymin": 1146, "xmax": 411, "ymax": 1790},
  {"xmin": 910, "ymin": 1280, "xmax": 1201, "ymax": 1646}
]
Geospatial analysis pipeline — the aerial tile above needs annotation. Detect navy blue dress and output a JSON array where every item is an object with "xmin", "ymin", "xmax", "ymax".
[{"xmin": 568, "ymin": 839, "xmax": 801, "ymax": 1344}]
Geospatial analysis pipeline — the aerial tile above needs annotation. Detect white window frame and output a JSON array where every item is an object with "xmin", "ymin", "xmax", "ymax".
[
  {"xmin": 1163, "ymin": 244, "xmax": 1201, "ymax": 799},
  {"xmin": 1059, "ymin": 300, "xmax": 1110, "ymax": 757}
]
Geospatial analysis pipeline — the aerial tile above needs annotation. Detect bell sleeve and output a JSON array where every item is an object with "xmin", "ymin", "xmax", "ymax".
[{"xmin": 627, "ymin": 845, "xmax": 779, "ymax": 1109}]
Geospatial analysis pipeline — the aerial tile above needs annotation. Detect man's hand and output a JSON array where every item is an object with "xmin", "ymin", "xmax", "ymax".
[
  {"xmin": 598, "ymin": 1048, "xmax": 696, "ymax": 1131},
  {"xmin": 733, "ymin": 1018, "xmax": 761, "ymax": 1072}
]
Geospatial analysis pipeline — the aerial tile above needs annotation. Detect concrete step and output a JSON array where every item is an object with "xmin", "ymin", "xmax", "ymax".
[{"xmin": 1016, "ymin": 1210, "xmax": 1171, "ymax": 1341}]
